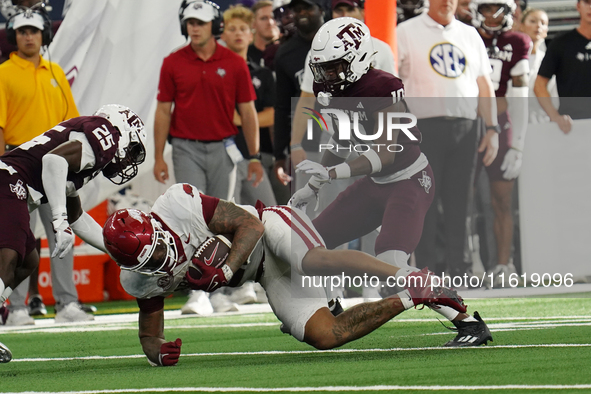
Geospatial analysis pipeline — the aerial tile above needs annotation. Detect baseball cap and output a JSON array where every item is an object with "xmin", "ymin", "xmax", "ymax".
[
  {"xmin": 331, "ymin": 0, "xmax": 364, "ymax": 9},
  {"xmin": 181, "ymin": 1, "xmax": 217, "ymax": 23},
  {"xmin": 11, "ymin": 11, "xmax": 45, "ymax": 31}
]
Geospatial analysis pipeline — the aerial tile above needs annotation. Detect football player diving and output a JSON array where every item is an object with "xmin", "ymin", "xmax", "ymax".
[
  {"xmin": 102, "ymin": 183, "xmax": 468, "ymax": 367},
  {"xmin": 0, "ymin": 104, "xmax": 147, "ymax": 363},
  {"xmin": 289, "ymin": 18, "xmax": 493, "ymax": 347},
  {"xmin": 471, "ymin": 0, "xmax": 531, "ymax": 285}
]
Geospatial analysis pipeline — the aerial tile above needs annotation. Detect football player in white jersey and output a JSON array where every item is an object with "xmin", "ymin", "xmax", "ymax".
[{"xmin": 103, "ymin": 183, "xmax": 467, "ymax": 366}]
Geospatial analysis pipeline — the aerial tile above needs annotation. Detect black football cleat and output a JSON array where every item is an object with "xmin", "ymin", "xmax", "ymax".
[
  {"xmin": 0, "ymin": 341, "xmax": 12, "ymax": 363},
  {"xmin": 444, "ymin": 311, "xmax": 493, "ymax": 347}
]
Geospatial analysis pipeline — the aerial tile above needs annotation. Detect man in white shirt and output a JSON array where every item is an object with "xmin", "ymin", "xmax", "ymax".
[{"xmin": 397, "ymin": 0, "xmax": 499, "ymax": 282}]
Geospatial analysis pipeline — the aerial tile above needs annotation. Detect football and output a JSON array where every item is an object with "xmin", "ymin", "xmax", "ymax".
[{"xmin": 188, "ymin": 234, "xmax": 233, "ymax": 279}]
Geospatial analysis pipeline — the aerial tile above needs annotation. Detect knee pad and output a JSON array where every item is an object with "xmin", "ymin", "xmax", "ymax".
[{"xmin": 376, "ymin": 250, "xmax": 417, "ymax": 271}]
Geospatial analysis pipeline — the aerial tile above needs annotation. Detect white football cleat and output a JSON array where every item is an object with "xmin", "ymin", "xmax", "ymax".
[
  {"xmin": 227, "ymin": 282, "xmax": 257, "ymax": 305},
  {"xmin": 0, "ymin": 341, "xmax": 12, "ymax": 363},
  {"xmin": 55, "ymin": 302, "xmax": 94, "ymax": 323},
  {"xmin": 210, "ymin": 292, "xmax": 239, "ymax": 313},
  {"xmin": 5, "ymin": 308, "xmax": 34, "ymax": 326},
  {"xmin": 181, "ymin": 290, "xmax": 214, "ymax": 315}
]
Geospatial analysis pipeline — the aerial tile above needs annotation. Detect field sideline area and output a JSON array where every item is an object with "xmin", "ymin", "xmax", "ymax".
[{"xmin": 1, "ymin": 295, "xmax": 590, "ymax": 393}]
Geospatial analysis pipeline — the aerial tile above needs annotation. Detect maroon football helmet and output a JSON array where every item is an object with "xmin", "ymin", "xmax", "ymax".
[{"xmin": 103, "ymin": 209, "xmax": 178, "ymax": 276}]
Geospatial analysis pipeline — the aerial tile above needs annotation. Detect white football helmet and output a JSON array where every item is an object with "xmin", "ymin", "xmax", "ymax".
[
  {"xmin": 470, "ymin": 0, "xmax": 516, "ymax": 33},
  {"xmin": 94, "ymin": 104, "xmax": 147, "ymax": 185},
  {"xmin": 309, "ymin": 17, "xmax": 375, "ymax": 92}
]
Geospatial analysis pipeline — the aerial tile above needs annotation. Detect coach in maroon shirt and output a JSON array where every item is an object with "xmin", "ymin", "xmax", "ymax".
[{"xmin": 153, "ymin": 0, "xmax": 263, "ymax": 200}]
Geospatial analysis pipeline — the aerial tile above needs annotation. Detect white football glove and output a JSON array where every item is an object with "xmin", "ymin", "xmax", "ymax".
[
  {"xmin": 51, "ymin": 217, "xmax": 75, "ymax": 259},
  {"xmin": 295, "ymin": 160, "xmax": 331, "ymax": 183},
  {"xmin": 500, "ymin": 148, "xmax": 523, "ymax": 180},
  {"xmin": 289, "ymin": 182, "xmax": 321, "ymax": 211}
]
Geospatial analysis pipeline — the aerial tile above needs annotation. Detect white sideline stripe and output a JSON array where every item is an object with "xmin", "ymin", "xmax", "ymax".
[
  {"xmin": 11, "ymin": 343, "xmax": 591, "ymax": 363},
  {"xmin": 3, "ymin": 384, "xmax": 591, "ymax": 393},
  {"xmin": 5, "ymin": 317, "xmax": 591, "ymax": 335}
]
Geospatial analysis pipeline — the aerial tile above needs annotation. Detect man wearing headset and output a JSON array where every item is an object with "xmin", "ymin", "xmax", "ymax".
[{"xmin": 0, "ymin": 6, "xmax": 90, "ymax": 325}]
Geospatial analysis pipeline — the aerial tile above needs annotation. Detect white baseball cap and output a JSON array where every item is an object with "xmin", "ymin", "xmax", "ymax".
[
  {"xmin": 11, "ymin": 11, "xmax": 45, "ymax": 31},
  {"xmin": 182, "ymin": 1, "xmax": 217, "ymax": 23}
]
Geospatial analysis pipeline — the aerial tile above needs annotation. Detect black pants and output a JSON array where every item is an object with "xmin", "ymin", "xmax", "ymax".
[{"xmin": 414, "ymin": 117, "xmax": 479, "ymax": 276}]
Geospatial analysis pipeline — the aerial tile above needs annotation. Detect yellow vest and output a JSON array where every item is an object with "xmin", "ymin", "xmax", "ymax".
[{"xmin": 0, "ymin": 52, "xmax": 79, "ymax": 145}]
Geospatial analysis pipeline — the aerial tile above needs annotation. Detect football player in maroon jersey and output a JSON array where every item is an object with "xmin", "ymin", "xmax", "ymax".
[
  {"xmin": 290, "ymin": 17, "xmax": 493, "ymax": 347},
  {"xmin": 102, "ymin": 183, "xmax": 467, "ymax": 366},
  {"xmin": 471, "ymin": 0, "xmax": 532, "ymax": 284},
  {"xmin": 0, "ymin": 104, "xmax": 146, "ymax": 363}
]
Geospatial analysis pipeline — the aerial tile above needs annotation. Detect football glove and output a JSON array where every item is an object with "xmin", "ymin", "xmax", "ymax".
[
  {"xmin": 500, "ymin": 148, "xmax": 522, "ymax": 180},
  {"xmin": 153, "ymin": 338, "xmax": 182, "ymax": 366},
  {"xmin": 289, "ymin": 181, "xmax": 320, "ymax": 211},
  {"xmin": 186, "ymin": 257, "xmax": 233, "ymax": 293},
  {"xmin": 51, "ymin": 217, "xmax": 75, "ymax": 259},
  {"xmin": 295, "ymin": 160, "xmax": 332, "ymax": 183}
]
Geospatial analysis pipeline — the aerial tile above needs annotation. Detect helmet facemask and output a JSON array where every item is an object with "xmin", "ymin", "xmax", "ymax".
[
  {"xmin": 310, "ymin": 53, "xmax": 355, "ymax": 92},
  {"xmin": 121, "ymin": 219, "xmax": 178, "ymax": 276},
  {"xmin": 470, "ymin": 0, "xmax": 516, "ymax": 33}
]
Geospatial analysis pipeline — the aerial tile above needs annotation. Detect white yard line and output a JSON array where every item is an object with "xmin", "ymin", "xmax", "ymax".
[
  {"xmin": 10, "ymin": 343, "xmax": 591, "ymax": 363},
  {"xmin": 3, "ymin": 384, "xmax": 591, "ymax": 393}
]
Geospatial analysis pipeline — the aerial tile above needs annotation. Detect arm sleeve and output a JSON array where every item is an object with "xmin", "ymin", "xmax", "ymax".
[
  {"xmin": 273, "ymin": 54, "xmax": 294, "ymax": 160},
  {"xmin": 156, "ymin": 57, "xmax": 176, "ymax": 102}
]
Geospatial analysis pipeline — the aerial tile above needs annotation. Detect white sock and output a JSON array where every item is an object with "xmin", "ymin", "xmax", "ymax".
[
  {"xmin": 461, "ymin": 315, "xmax": 478, "ymax": 322},
  {"xmin": 395, "ymin": 289, "xmax": 415, "ymax": 310},
  {"xmin": 0, "ymin": 279, "xmax": 12, "ymax": 304}
]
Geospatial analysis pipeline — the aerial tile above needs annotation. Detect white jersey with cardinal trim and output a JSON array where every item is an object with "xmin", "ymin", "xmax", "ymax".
[{"xmin": 119, "ymin": 183, "xmax": 264, "ymax": 299}]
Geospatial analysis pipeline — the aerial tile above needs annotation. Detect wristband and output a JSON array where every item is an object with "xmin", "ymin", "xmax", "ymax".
[
  {"xmin": 290, "ymin": 143, "xmax": 303, "ymax": 151},
  {"xmin": 331, "ymin": 163, "xmax": 351, "ymax": 179},
  {"xmin": 361, "ymin": 149, "xmax": 382, "ymax": 174},
  {"xmin": 249, "ymin": 152, "xmax": 262, "ymax": 162},
  {"xmin": 221, "ymin": 264, "xmax": 234, "ymax": 281},
  {"xmin": 486, "ymin": 124, "xmax": 501, "ymax": 134}
]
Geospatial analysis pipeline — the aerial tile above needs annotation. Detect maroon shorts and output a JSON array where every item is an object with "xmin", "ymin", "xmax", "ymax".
[
  {"xmin": 312, "ymin": 165, "xmax": 435, "ymax": 255},
  {"xmin": 0, "ymin": 170, "xmax": 36, "ymax": 261},
  {"xmin": 477, "ymin": 111, "xmax": 512, "ymax": 182}
]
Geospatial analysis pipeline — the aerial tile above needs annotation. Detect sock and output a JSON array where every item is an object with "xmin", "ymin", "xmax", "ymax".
[
  {"xmin": 461, "ymin": 316, "xmax": 478, "ymax": 323},
  {"xmin": 0, "ymin": 279, "xmax": 12, "ymax": 304},
  {"xmin": 430, "ymin": 305, "xmax": 461, "ymax": 321}
]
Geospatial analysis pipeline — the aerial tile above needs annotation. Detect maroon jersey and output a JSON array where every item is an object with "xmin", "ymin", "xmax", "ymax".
[
  {"xmin": 481, "ymin": 31, "xmax": 532, "ymax": 97},
  {"xmin": 1, "ymin": 116, "xmax": 120, "ymax": 204},
  {"xmin": 313, "ymin": 69, "xmax": 422, "ymax": 177}
]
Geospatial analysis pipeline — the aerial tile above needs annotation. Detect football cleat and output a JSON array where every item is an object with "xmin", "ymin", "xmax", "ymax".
[
  {"xmin": 0, "ymin": 341, "xmax": 12, "ymax": 363},
  {"xmin": 444, "ymin": 311, "xmax": 493, "ymax": 347},
  {"xmin": 28, "ymin": 294, "xmax": 47, "ymax": 316},
  {"xmin": 405, "ymin": 268, "xmax": 468, "ymax": 313}
]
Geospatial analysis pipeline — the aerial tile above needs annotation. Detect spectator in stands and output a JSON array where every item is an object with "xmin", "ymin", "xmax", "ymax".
[
  {"xmin": 272, "ymin": 0, "xmax": 324, "ymax": 187},
  {"xmin": 247, "ymin": 0, "xmax": 278, "ymax": 67},
  {"xmin": 153, "ymin": 0, "xmax": 263, "ymax": 315},
  {"xmin": 534, "ymin": 0, "xmax": 591, "ymax": 133},
  {"xmin": 0, "ymin": 5, "xmax": 94, "ymax": 324},
  {"xmin": 397, "ymin": 0, "xmax": 499, "ymax": 277},
  {"xmin": 519, "ymin": 8, "xmax": 555, "ymax": 122}
]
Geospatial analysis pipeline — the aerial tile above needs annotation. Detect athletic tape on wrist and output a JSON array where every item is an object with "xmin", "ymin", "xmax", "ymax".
[
  {"xmin": 222, "ymin": 264, "xmax": 234, "ymax": 281},
  {"xmin": 397, "ymin": 289, "xmax": 415, "ymax": 310},
  {"xmin": 362, "ymin": 149, "xmax": 382, "ymax": 174},
  {"xmin": 331, "ymin": 163, "xmax": 351, "ymax": 179}
]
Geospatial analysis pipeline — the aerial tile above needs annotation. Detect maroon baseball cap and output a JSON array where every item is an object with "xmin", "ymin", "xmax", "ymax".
[{"xmin": 331, "ymin": 0, "xmax": 364, "ymax": 9}]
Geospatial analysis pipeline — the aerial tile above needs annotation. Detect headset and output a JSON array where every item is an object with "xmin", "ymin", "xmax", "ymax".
[
  {"xmin": 6, "ymin": 5, "xmax": 52, "ymax": 46},
  {"xmin": 179, "ymin": 0, "xmax": 224, "ymax": 38}
]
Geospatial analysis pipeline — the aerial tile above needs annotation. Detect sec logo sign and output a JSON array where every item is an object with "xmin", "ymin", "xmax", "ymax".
[{"xmin": 430, "ymin": 43, "xmax": 466, "ymax": 78}]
